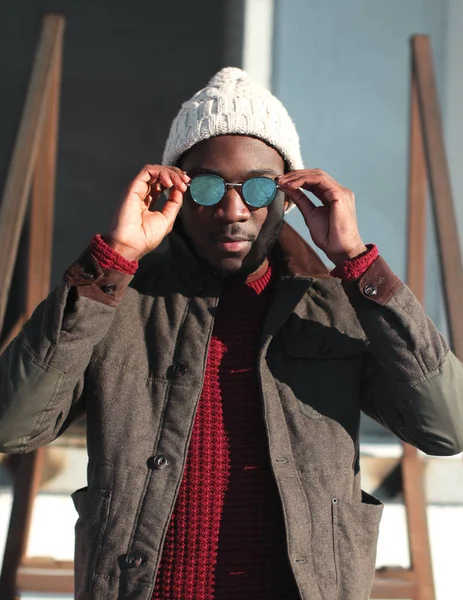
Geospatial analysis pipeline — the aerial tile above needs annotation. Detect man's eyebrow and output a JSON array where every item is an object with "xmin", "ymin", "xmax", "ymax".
[
  {"xmin": 187, "ymin": 167, "xmax": 222, "ymax": 177},
  {"xmin": 187, "ymin": 167, "xmax": 280, "ymax": 179},
  {"xmin": 246, "ymin": 168, "xmax": 280, "ymax": 178}
]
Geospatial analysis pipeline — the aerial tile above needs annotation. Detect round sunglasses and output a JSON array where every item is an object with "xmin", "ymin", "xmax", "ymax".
[{"xmin": 187, "ymin": 174, "xmax": 280, "ymax": 208}]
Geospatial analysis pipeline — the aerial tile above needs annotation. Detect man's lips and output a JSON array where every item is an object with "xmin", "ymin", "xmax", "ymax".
[{"xmin": 212, "ymin": 236, "xmax": 253, "ymax": 253}]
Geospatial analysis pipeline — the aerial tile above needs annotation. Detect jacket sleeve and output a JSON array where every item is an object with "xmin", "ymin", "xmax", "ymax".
[
  {"xmin": 0, "ymin": 248, "xmax": 133, "ymax": 454},
  {"xmin": 342, "ymin": 256, "xmax": 463, "ymax": 456}
]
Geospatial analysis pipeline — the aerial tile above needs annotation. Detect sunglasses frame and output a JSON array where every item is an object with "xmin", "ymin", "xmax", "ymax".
[{"xmin": 187, "ymin": 173, "xmax": 280, "ymax": 208}]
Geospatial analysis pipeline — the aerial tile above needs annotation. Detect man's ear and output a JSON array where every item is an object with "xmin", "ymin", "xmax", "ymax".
[{"xmin": 283, "ymin": 194, "xmax": 294, "ymax": 214}]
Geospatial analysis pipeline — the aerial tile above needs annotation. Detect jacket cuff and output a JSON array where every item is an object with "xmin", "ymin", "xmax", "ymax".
[
  {"xmin": 64, "ymin": 248, "xmax": 133, "ymax": 307},
  {"xmin": 341, "ymin": 255, "xmax": 402, "ymax": 306},
  {"xmin": 330, "ymin": 244, "xmax": 378, "ymax": 281},
  {"xmin": 90, "ymin": 234, "xmax": 139, "ymax": 275}
]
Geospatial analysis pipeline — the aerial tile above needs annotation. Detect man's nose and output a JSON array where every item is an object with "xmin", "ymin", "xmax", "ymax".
[{"xmin": 214, "ymin": 187, "xmax": 251, "ymax": 223}]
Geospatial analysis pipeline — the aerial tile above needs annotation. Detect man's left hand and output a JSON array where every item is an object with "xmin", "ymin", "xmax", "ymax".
[{"xmin": 278, "ymin": 169, "xmax": 367, "ymax": 265}]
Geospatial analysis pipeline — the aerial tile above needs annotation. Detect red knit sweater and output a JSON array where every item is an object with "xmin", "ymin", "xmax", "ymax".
[{"xmin": 152, "ymin": 262, "xmax": 299, "ymax": 599}]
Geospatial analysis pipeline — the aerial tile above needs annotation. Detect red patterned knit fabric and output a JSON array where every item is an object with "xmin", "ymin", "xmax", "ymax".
[
  {"xmin": 90, "ymin": 234, "xmax": 139, "ymax": 275},
  {"xmin": 330, "ymin": 243, "xmax": 378, "ymax": 281},
  {"xmin": 152, "ymin": 264, "xmax": 299, "ymax": 600}
]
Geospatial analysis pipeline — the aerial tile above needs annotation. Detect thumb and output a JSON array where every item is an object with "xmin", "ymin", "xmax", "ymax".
[{"xmin": 145, "ymin": 188, "xmax": 183, "ymax": 236}]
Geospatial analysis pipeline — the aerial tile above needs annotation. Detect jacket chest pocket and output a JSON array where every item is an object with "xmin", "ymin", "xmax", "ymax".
[{"xmin": 279, "ymin": 323, "xmax": 365, "ymax": 422}]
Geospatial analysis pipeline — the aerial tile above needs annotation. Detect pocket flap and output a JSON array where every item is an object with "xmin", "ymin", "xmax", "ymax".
[
  {"xmin": 281, "ymin": 321, "xmax": 365, "ymax": 359},
  {"xmin": 361, "ymin": 490, "xmax": 383, "ymax": 508},
  {"xmin": 71, "ymin": 487, "xmax": 111, "ymax": 517},
  {"xmin": 71, "ymin": 486, "xmax": 88, "ymax": 514}
]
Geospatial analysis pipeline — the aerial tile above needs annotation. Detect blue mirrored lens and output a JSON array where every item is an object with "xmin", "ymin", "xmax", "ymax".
[
  {"xmin": 189, "ymin": 175, "xmax": 225, "ymax": 206},
  {"xmin": 242, "ymin": 177, "xmax": 277, "ymax": 207}
]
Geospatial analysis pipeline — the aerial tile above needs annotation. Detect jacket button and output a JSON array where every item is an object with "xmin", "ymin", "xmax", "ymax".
[
  {"xmin": 318, "ymin": 345, "xmax": 331, "ymax": 356},
  {"xmin": 81, "ymin": 271, "xmax": 95, "ymax": 280},
  {"xmin": 363, "ymin": 283, "xmax": 378, "ymax": 297},
  {"xmin": 151, "ymin": 454, "xmax": 169, "ymax": 470},
  {"xmin": 126, "ymin": 552, "xmax": 143, "ymax": 568},
  {"xmin": 172, "ymin": 362, "xmax": 188, "ymax": 377},
  {"xmin": 101, "ymin": 283, "xmax": 117, "ymax": 295}
]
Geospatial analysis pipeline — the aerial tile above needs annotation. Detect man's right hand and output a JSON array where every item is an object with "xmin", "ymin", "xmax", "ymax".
[{"xmin": 104, "ymin": 165, "xmax": 190, "ymax": 261}]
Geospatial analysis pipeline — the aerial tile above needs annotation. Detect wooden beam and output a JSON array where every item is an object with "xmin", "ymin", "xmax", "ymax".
[
  {"xmin": 371, "ymin": 576, "xmax": 418, "ymax": 599},
  {"xmin": 403, "ymin": 55, "xmax": 436, "ymax": 600},
  {"xmin": 0, "ymin": 315, "xmax": 26, "ymax": 355},
  {"xmin": 0, "ymin": 449, "xmax": 45, "ymax": 599},
  {"xmin": 406, "ymin": 74, "xmax": 427, "ymax": 302},
  {"xmin": 374, "ymin": 567, "xmax": 415, "ymax": 581},
  {"xmin": 0, "ymin": 15, "xmax": 65, "ymax": 600},
  {"xmin": 412, "ymin": 34, "xmax": 463, "ymax": 359},
  {"xmin": 0, "ymin": 14, "xmax": 64, "ymax": 333},
  {"xmin": 402, "ymin": 443, "xmax": 436, "ymax": 600},
  {"xmin": 17, "ymin": 559, "xmax": 74, "ymax": 594},
  {"xmin": 27, "ymin": 17, "xmax": 63, "ymax": 314},
  {"xmin": 371, "ymin": 36, "xmax": 437, "ymax": 600},
  {"xmin": 16, "ymin": 569, "xmax": 73, "ymax": 594}
]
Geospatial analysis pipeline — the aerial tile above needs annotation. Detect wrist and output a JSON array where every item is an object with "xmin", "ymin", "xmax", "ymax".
[
  {"xmin": 330, "ymin": 243, "xmax": 378, "ymax": 281},
  {"xmin": 328, "ymin": 242, "xmax": 368, "ymax": 266},
  {"xmin": 90, "ymin": 234, "xmax": 139, "ymax": 275},
  {"xmin": 102, "ymin": 234, "xmax": 144, "ymax": 262}
]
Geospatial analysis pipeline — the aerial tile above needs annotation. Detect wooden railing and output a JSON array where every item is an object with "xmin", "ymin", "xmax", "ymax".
[
  {"xmin": 371, "ymin": 35, "xmax": 463, "ymax": 600},
  {"xmin": 0, "ymin": 14, "xmax": 65, "ymax": 599}
]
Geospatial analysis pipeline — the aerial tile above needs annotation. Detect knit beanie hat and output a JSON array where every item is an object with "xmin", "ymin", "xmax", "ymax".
[{"xmin": 162, "ymin": 67, "xmax": 304, "ymax": 171}]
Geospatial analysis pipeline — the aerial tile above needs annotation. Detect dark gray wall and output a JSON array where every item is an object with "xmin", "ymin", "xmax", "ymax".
[{"xmin": 0, "ymin": 0, "xmax": 243, "ymax": 284}]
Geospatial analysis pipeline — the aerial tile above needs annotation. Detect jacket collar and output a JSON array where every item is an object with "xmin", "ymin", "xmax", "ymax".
[
  {"xmin": 166, "ymin": 221, "xmax": 330, "ymax": 280},
  {"xmin": 273, "ymin": 222, "xmax": 330, "ymax": 278}
]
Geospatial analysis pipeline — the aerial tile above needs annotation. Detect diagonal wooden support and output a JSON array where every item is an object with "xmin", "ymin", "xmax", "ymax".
[
  {"xmin": 0, "ymin": 14, "xmax": 65, "ymax": 600},
  {"xmin": 412, "ymin": 35, "xmax": 463, "ymax": 359},
  {"xmin": 371, "ymin": 35, "xmax": 442, "ymax": 600},
  {"xmin": 0, "ymin": 451, "xmax": 45, "ymax": 599},
  {"xmin": 0, "ymin": 15, "xmax": 64, "ymax": 331}
]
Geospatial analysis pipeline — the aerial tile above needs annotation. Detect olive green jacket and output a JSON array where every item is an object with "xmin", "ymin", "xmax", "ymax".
[{"xmin": 1, "ymin": 223, "xmax": 462, "ymax": 600}]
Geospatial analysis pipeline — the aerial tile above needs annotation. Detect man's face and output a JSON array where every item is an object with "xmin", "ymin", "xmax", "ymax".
[{"xmin": 179, "ymin": 135, "xmax": 287, "ymax": 276}]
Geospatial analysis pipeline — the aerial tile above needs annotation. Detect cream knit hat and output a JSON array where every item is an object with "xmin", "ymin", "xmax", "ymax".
[{"xmin": 162, "ymin": 67, "xmax": 304, "ymax": 171}]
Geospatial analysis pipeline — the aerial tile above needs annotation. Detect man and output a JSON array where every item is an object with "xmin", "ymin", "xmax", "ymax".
[{"xmin": 0, "ymin": 67, "xmax": 462, "ymax": 600}]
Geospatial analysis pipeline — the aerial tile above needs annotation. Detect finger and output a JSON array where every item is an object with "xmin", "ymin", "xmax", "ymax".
[
  {"xmin": 129, "ymin": 166, "xmax": 187, "ymax": 204},
  {"xmin": 279, "ymin": 174, "xmax": 342, "ymax": 206},
  {"xmin": 282, "ymin": 187, "xmax": 318, "ymax": 223},
  {"xmin": 166, "ymin": 166, "xmax": 191, "ymax": 183},
  {"xmin": 152, "ymin": 181, "xmax": 163, "ymax": 194},
  {"xmin": 279, "ymin": 169, "xmax": 336, "ymax": 184},
  {"xmin": 279, "ymin": 172, "xmax": 335, "ymax": 190},
  {"xmin": 160, "ymin": 188, "xmax": 183, "ymax": 231},
  {"xmin": 136, "ymin": 164, "xmax": 163, "ymax": 183},
  {"xmin": 156, "ymin": 169, "xmax": 188, "ymax": 192},
  {"xmin": 168, "ymin": 171, "xmax": 188, "ymax": 192},
  {"xmin": 278, "ymin": 169, "xmax": 340, "ymax": 193},
  {"xmin": 144, "ymin": 181, "xmax": 152, "ymax": 199},
  {"xmin": 128, "ymin": 179, "xmax": 155, "ymax": 203},
  {"xmin": 129, "ymin": 166, "xmax": 164, "ymax": 202},
  {"xmin": 144, "ymin": 181, "xmax": 162, "ymax": 206},
  {"xmin": 158, "ymin": 169, "xmax": 174, "ymax": 188}
]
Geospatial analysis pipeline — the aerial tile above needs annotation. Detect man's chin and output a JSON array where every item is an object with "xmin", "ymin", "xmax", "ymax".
[
  {"xmin": 208, "ymin": 257, "xmax": 247, "ymax": 278},
  {"xmin": 207, "ymin": 254, "xmax": 266, "ymax": 279}
]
